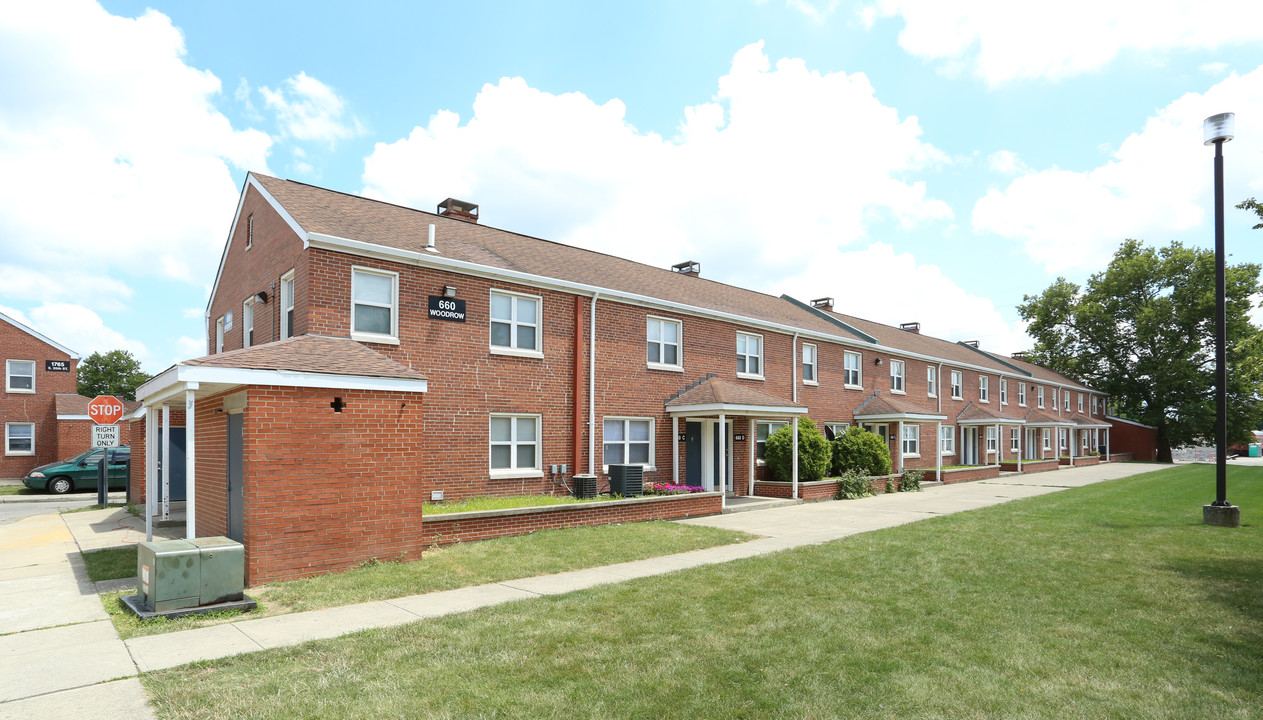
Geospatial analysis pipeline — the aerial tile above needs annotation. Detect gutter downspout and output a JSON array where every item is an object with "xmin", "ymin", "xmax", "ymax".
[
  {"xmin": 573, "ymin": 295, "xmax": 584, "ymax": 474},
  {"xmin": 588, "ymin": 293, "xmax": 600, "ymax": 475},
  {"xmin": 936, "ymin": 363, "xmax": 943, "ymax": 482}
]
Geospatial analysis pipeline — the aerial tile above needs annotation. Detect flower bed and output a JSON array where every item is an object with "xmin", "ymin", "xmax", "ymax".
[
  {"xmin": 922, "ymin": 465, "xmax": 1001, "ymax": 483},
  {"xmin": 999, "ymin": 459, "xmax": 1061, "ymax": 474},
  {"xmin": 643, "ymin": 482, "xmax": 704, "ymax": 496},
  {"xmin": 421, "ymin": 492, "xmax": 722, "ymax": 547}
]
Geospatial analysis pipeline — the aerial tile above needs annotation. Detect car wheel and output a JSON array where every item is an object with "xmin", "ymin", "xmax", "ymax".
[{"xmin": 47, "ymin": 476, "xmax": 73, "ymax": 495}]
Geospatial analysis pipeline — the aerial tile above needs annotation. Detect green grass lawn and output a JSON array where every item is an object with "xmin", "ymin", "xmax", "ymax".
[
  {"xmin": 107, "ymin": 520, "xmax": 752, "ymax": 639},
  {"xmin": 82, "ymin": 545, "xmax": 137, "ymax": 582},
  {"xmin": 0, "ymin": 484, "xmax": 37, "ymax": 495},
  {"xmin": 144, "ymin": 465, "xmax": 1262, "ymax": 719}
]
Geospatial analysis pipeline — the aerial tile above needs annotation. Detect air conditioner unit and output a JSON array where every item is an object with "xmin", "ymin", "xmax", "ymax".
[{"xmin": 608, "ymin": 465, "xmax": 644, "ymax": 497}]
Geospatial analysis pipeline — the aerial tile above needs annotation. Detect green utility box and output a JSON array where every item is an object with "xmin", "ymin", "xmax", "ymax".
[
  {"xmin": 1250, "ymin": 444, "xmax": 1260, "ymax": 458},
  {"xmin": 137, "ymin": 537, "xmax": 246, "ymax": 613}
]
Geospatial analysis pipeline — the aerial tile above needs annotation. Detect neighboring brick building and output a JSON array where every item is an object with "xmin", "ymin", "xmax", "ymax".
[
  {"xmin": 1, "ymin": 313, "xmax": 79, "ymax": 479},
  {"xmin": 137, "ymin": 172, "xmax": 1152, "ymax": 582}
]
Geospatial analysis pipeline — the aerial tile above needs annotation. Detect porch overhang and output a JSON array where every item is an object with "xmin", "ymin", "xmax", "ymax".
[
  {"xmin": 667, "ymin": 402, "xmax": 807, "ymax": 417},
  {"xmin": 854, "ymin": 412, "xmax": 947, "ymax": 422},
  {"xmin": 137, "ymin": 364, "xmax": 429, "ymax": 406}
]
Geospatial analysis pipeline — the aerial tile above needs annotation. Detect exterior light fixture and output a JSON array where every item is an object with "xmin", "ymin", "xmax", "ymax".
[
  {"xmin": 874, "ymin": 358, "xmax": 883, "ymax": 366},
  {"xmin": 1203, "ymin": 112, "xmax": 1235, "ymax": 145},
  {"xmin": 443, "ymin": 286, "xmax": 457, "ymax": 298}
]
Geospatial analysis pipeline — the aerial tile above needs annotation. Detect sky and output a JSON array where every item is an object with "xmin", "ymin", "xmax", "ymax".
[{"xmin": 2, "ymin": 0, "xmax": 1263, "ymax": 373}]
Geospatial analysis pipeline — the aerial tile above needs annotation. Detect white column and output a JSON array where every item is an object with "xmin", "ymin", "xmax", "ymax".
[
  {"xmin": 1070, "ymin": 428, "xmax": 1076, "ymax": 467},
  {"xmin": 1017, "ymin": 426, "xmax": 1023, "ymax": 473},
  {"xmin": 1106, "ymin": 428, "xmax": 1111, "ymax": 462},
  {"xmin": 791, "ymin": 416, "xmax": 799, "ymax": 500},
  {"xmin": 672, "ymin": 416, "xmax": 679, "ymax": 485},
  {"xmin": 718, "ymin": 413, "xmax": 727, "ymax": 512},
  {"xmin": 748, "ymin": 418, "xmax": 755, "ymax": 497},
  {"xmin": 185, "ymin": 388, "xmax": 196, "ymax": 539},
  {"xmin": 897, "ymin": 420, "xmax": 904, "ymax": 474},
  {"xmin": 935, "ymin": 421, "xmax": 942, "ymax": 483},
  {"xmin": 161, "ymin": 404, "xmax": 170, "ymax": 521},
  {"xmin": 145, "ymin": 406, "xmax": 157, "ymax": 542}
]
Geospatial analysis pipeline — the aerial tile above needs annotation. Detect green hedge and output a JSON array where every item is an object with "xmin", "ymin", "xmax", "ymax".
[
  {"xmin": 765, "ymin": 418, "xmax": 831, "ymax": 482},
  {"xmin": 830, "ymin": 427, "xmax": 892, "ymax": 477}
]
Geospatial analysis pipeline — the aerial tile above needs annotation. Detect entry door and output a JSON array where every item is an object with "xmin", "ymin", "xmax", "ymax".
[
  {"xmin": 155, "ymin": 428, "xmax": 188, "ymax": 502},
  {"xmin": 710, "ymin": 421, "xmax": 733, "ymax": 493},
  {"xmin": 1026, "ymin": 429, "xmax": 1039, "ymax": 460},
  {"xmin": 961, "ymin": 428, "xmax": 978, "ymax": 465},
  {"xmin": 226, "ymin": 413, "xmax": 244, "ymax": 542},
  {"xmin": 685, "ymin": 422, "xmax": 702, "ymax": 487},
  {"xmin": 685, "ymin": 420, "xmax": 732, "ymax": 492}
]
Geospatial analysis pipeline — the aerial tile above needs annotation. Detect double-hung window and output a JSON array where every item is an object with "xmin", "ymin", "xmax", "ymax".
[
  {"xmin": 1011, "ymin": 428, "xmax": 1020, "ymax": 451},
  {"xmin": 1037, "ymin": 386, "xmax": 1045, "ymax": 408},
  {"xmin": 802, "ymin": 343, "xmax": 817, "ymax": 384},
  {"xmin": 950, "ymin": 370, "xmax": 963, "ymax": 399},
  {"xmin": 1078, "ymin": 393, "xmax": 1084, "ymax": 413},
  {"xmin": 490, "ymin": 414, "xmax": 540, "ymax": 475},
  {"xmin": 979, "ymin": 376, "xmax": 990, "ymax": 402},
  {"xmin": 603, "ymin": 418, "xmax": 652, "ymax": 466},
  {"xmin": 1018, "ymin": 382, "xmax": 1027, "ymax": 406},
  {"xmin": 646, "ymin": 317, "xmax": 681, "ymax": 369},
  {"xmin": 844, "ymin": 351, "xmax": 861, "ymax": 388},
  {"xmin": 1059, "ymin": 429, "xmax": 1068, "ymax": 450},
  {"xmin": 756, "ymin": 421, "xmax": 787, "ymax": 460},
  {"xmin": 242, "ymin": 299, "xmax": 255, "ymax": 349},
  {"xmin": 1042, "ymin": 429, "xmax": 1052, "ymax": 450},
  {"xmin": 1064, "ymin": 391, "xmax": 1070, "ymax": 412},
  {"xmin": 5, "ymin": 422, "xmax": 34, "ymax": 455},
  {"xmin": 1092, "ymin": 396, "xmax": 1098, "ymax": 415},
  {"xmin": 351, "ymin": 267, "xmax": 398, "ymax": 342},
  {"xmin": 986, "ymin": 426, "xmax": 997, "ymax": 452},
  {"xmin": 490, "ymin": 290, "xmax": 541, "ymax": 355},
  {"xmin": 280, "ymin": 270, "xmax": 295, "ymax": 340},
  {"xmin": 926, "ymin": 366, "xmax": 937, "ymax": 397},
  {"xmin": 216, "ymin": 317, "xmax": 225, "ymax": 354},
  {"xmin": 737, "ymin": 332, "xmax": 763, "ymax": 378},
  {"xmin": 901, "ymin": 424, "xmax": 920, "ymax": 456},
  {"xmin": 890, "ymin": 359, "xmax": 905, "ymax": 393},
  {"xmin": 940, "ymin": 425, "xmax": 955, "ymax": 455},
  {"xmin": 6, "ymin": 360, "xmax": 35, "ymax": 393},
  {"xmin": 1000, "ymin": 378, "xmax": 1008, "ymax": 404}
]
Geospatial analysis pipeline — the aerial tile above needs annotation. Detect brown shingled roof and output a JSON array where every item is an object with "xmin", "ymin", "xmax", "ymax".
[
  {"xmin": 252, "ymin": 174, "xmax": 850, "ymax": 341},
  {"xmin": 853, "ymin": 391, "xmax": 947, "ymax": 419},
  {"xmin": 182, "ymin": 335, "xmax": 426, "ymax": 380},
  {"xmin": 665, "ymin": 377, "xmax": 804, "ymax": 410},
  {"xmin": 1023, "ymin": 408, "xmax": 1074, "ymax": 426},
  {"xmin": 819, "ymin": 309, "xmax": 1023, "ymax": 374},
  {"xmin": 55, "ymin": 393, "xmax": 141, "ymax": 417},
  {"xmin": 987, "ymin": 353, "xmax": 1097, "ymax": 392}
]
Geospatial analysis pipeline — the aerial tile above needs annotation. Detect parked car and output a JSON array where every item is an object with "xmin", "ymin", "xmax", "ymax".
[{"xmin": 23, "ymin": 447, "xmax": 130, "ymax": 494}]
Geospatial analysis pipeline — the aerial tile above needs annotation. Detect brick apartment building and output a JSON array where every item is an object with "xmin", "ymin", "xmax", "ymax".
[
  {"xmin": 135, "ymin": 173, "xmax": 1153, "ymax": 581},
  {"xmin": 2, "ymin": 312, "xmax": 80, "ymax": 478}
]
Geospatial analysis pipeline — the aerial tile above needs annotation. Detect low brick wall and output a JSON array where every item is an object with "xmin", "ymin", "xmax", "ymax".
[
  {"xmin": 999, "ymin": 459, "xmax": 1061, "ymax": 474},
  {"xmin": 1059, "ymin": 455, "xmax": 1101, "ymax": 466},
  {"xmin": 754, "ymin": 479, "xmax": 835, "ymax": 501},
  {"xmin": 421, "ymin": 492, "xmax": 723, "ymax": 547},
  {"xmin": 924, "ymin": 465, "xmax": 1001, "ymax": 483},
  {"xmin": 1107, "ymin": 452, "xmax": 1134, "ymax": 462}
]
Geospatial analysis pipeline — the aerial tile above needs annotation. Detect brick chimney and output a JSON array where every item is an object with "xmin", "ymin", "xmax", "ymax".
[
  {"xmin": 672, "ymin": 261, "xmax": 700, "ymax": 277},
  {"xmin": 437, "ymin": 198, "xmax": 479, "ymax": 223},
  {"xmin": 810, "ymin": 297, "xmax": 834, "ymax": 311}
]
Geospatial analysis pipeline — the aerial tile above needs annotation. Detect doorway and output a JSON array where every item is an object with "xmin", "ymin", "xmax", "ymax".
[
  {"xmin": 226, "ymin": 412, "xmax": 244, "ymax": 542},
  {"xmin": 685, "ymin": 419, "xmax": 734, "ymax": 492},
  {"xmin": 961, "ymin": 427, "xmax": 979, "ymax": 465},
  {"xmin": 155, "ymin": 427, "xmax": 188, "ymax": 502}
]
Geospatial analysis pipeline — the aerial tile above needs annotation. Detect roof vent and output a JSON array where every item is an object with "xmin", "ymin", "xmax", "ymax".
[
  {"xmin": 672, "ymin": 261, "xmax": 700, "ymax": 277},
  {"xmin": 899, "ymin": 322, "xmax": 921, "ymax": 334},
  {"xmin": 810, "ymin": 297, "xmax": 834, "ymax": 311},
  {"xmin": 1011, "ymin": 351, "xmax": 1028, "ymax": 360},
  {"xmin": 962, "ymin": 340, "xmax": 979, "ymax": 348},
  {"xmin": 437, "ymin": 198, "xmax": 479, "ymax": 223}
]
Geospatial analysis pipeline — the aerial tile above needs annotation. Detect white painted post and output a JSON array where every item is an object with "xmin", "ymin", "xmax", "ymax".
[
  {"xmin": 185, "ymin": 388, "xmax": 196, "ymax": 539},
  {"xmin": 718, "ymin": 413, "xmax": 727, "ymax": 511},
  {"xmin": 145, "ymin": 406, "xmax": 156, "ymax": 542},
  {"xmin": 791, "ymin": 416, "xmax": 799, "ymax": 500},
  {"xmin": 897, "ymin": 420, "xmax": 904, "ymax": 475},
  {"xmin": 161, "ymin": 404, "xmax": 170, "ymax": 521},
  {"xmin": 1017, "ymin": 426, "xmax": 1023, "ymax": 473},
  {"xmin": 935, "ymin": 421, "xmax": 942, "ymax": 483},
  {"xmin": 748, "ymin": 418, "xmax": 755, "ymax": 497},
  {"xmin": 672, "ymin": 416, "xmax": 679, "ymax": 485}
]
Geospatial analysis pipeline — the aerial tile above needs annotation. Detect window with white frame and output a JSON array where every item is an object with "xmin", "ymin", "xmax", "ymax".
[
  {"xmin": 603, "ymin": 418, "xmax": 653, "ymax": 466},
  {"xmin": 646, "ymin": 317, "xmax": 681, "ymax": 368},
  {"xmin": 890, "ymin": 359, "xmax": 905, "ymax": 393},
  {"xmin": 242, "ymin": 299, "xmax": 255, "ymax": 349},
  {"xmin": 5, "ymin": 422, "xmax": 34, "ymax": 456},
  {"xmin": 901, "ymin": 424, "xmax": 920, "ymax": 456},
  {"xmin": 1059, "ymin": 429, "xmax": 1068, "ymax": 450},
  {"xmin": 1082, "ymin": 431, "xmax": 1090, "ymax": 449},
  {"xmin": 844, "ymin": 351, "xmax": 862, "ymax": 388},
  {"xmin": 224, "ymin": 310, "xmax": 233, "ymax": 331},
  {"xmin": 489, "ymin": 414, "xmax": 540, "ymax": 474},
  {"xmin": 1092, "ymin": 396, "xmax": 1099, "ymax": 415},
  {"xmin": 986, "ymin": 426, "xmax": 997, "ymax": 452},
  {"xmin": 490, "ymin": 290, "xmax": 541, "ymax": 354},
  {"xmin": 6, "ymin": 360, "xmax": 35, "ymax": 393},
  {"xmin": 352, "ymin": 267, "xmax": 398, "ymax": 341},
  {"xmin": 245, "ymin": 213, "xmax": 254, "ymax": 249},
  {"xmin": 737, "ymin": 332, "xmax": 763, "ymax": 378},
  {"xmin": 1037, "ymin": 386, "xmax": 1045, "ymax": 408},
  {"xmin": 1000, "ymin": 378, "xmax": 1008, "ymax": 404},
  {"xmin": 950, "ymin": 370, "xmax": 963, "ymax": 399},
  {"xmin": 280, "ymin": 270, "xmax": 295, "ymax": 340},
  {"xmin": 1018, "ymin": 382, "xmax": 1027, "ymax": 406},
  {"xmin": 756, "ymin": 421, "xmax": 787, "ymax": 460},
  {"xmin": 940, "ymin": 425, "xmax": 955, "ymax": 454},
  {"xmin": 215, "ymin": 317, "xmax": 225, "ymax": 354},
  {"xmin": 1042, "ymin": 428, "xmax": 1051, "ymax": 450},
  {"xmin": 1078, "ymin": 393, "xmax": 1084, "ymax": 413},
  {"xmin": 1011, "ymin": 428, "xmax": 1020, "ymax": 451},
  {"xmin": 979, "ymin": 376, "xmax": 990, "ymax": 402},
  {"xmin": 802, "ymin": 343, "xmax": 817, "ymax": 384},
  {"xmin": 927, "ymin": 366, "xmax": 937, "ymax": 397},
  {"xmin": 824, "ymin": 423, "xmax": 849, "ymax": 441},
  {"xmin": 1064, "ymin": 391, "xmax": 1070, "ymax": 412}
]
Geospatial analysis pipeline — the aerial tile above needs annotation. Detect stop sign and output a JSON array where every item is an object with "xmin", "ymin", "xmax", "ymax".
[{"xmin": 87, "ymin": 395, "xmax": 126, "ymax": 425}]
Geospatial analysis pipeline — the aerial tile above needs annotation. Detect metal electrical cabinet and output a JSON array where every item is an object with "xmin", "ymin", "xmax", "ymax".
[{"xmin": 137, "ymin": 537, "xmax": 246, "ymax": 612}]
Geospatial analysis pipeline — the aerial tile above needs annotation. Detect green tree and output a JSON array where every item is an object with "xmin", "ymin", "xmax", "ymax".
[
  {"xmin": 765, "ymin": 417, "xmax": 831, "ymax": 482},
  {"xmin": 830, "ymin": 426, "xmax": 893, "ymax": 477},
  {"xmin": 1018, "ymin": 239, "xmax": 1263, "ymax": 462},
  {"xmin": 1237, "ymin": 197, "xmax": 1263, "ymax": 230},
  {"xmin": 77, "ymin": 350, "xmax": 151, "ymax": 401}
]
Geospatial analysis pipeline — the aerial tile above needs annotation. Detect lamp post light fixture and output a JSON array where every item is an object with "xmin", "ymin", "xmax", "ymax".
[{"xmin": 1203, "ymin": 112, "xmax": 1241, "ymax": 528}]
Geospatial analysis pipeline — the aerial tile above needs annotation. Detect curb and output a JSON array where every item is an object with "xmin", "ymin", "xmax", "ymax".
[{"xmin": 0, "ymin": 492, "xmax": 128, "ymax": 504}]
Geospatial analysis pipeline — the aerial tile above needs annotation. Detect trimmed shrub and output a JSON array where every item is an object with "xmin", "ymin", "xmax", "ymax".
[
  {"xmin": 830, "ymin": 427, "xmax": 893, "ymax": 477},
  {"xmin": 836, "ymin": 470, "xmax": 875, "ymax": 500},
  {"xmin": 765, "ymin": 418, "xmax": 831, "ymax": 482},
  {"xmin": 900, "ymin": 469, "xmax": 923, "ymax": 492}
]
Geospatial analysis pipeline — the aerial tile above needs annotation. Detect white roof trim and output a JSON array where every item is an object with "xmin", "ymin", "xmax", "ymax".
[
  {"xmin": 0, "ymin": 312, "xmax": 79, "ymax": 359},
  {"xmin": 1105, "ymin": 415, "xmax": 1157, "ymax": 429},
  {"xmin": 955, "ymin": 418, "xmax": 1025, "ymax": 425},
  {"xmin": 853, "ymin": 412, "xmax": 949, "ymax": 422},
  {"xmin": 56, "ymin": 414, "xmax": 92, "ymax": 421},
  {"xmin": 665, "ymin": 402, "xmax": 807, "ymax": 417},
  {"xmin": 138, "ymin": 363, "xmax": 427, "ymax": 405}
]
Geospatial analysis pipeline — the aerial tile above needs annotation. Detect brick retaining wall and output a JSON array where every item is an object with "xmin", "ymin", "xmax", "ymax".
[
  {"xmin": 1107, "ymin": 452, "xmax": 1134, "ymax": 462},
  {"xmin": 923, "ymin": 465, "xmax": 1001, "ymax": 483},
  {"xmin": 1059, "ymin": 455, "xmax": 1101, "ymax": 466},
  {"xmin": 998, "ymin": 459, "xmax": 1061, "ymax": 474}
]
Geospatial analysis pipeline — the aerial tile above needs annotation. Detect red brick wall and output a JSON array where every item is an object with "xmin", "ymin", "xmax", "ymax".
[
  {"xmin": 420, "ymin": 492, "xmax": 721, "ymax": 546},
  {"xmin": 1059, "ymin": 455, "xmax": 1101, "ymax": 466},
  {"xmin": 127, "ymin": 410, "xmax": 186, "ymax": 507},
  {"xmin": 999, "ymin": 458, "xmax": 1060, "ymax": 474},
  {"xmin": 924, "ymin": 465, "xmax": 1001, "ymax": 483},
  {"xmin": 754, "ymin": 479, "xmax": 836, "ymax": 500},
  {"xmin": 1, "ymin": 323, "xmax": 77, "ymax": 478},
  {"xmin": 1107, "ymin": 419, "xmax": 1158, "ymax": 462},
  {"xmin": 55, "ymin": 418, "xmax": 133, "ymax": 463}
]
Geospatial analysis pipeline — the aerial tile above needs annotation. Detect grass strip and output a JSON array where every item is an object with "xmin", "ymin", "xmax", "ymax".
[
  {"xmin": 145, "ymin": 465, "xmax": 1263, "ymax": 719},
  {"xmin": 82, "ymin": 546, "xmax": 138, "ymax": 582}
]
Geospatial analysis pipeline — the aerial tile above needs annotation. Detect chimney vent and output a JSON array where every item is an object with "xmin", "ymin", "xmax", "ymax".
[
  {"xmin": 672, "ymin": 261, "xmax": 700, "ymax": 277},
  {"xmin": 1011, "ymin": 351, "xmax": 1028, "ymax": 360},
  {"xmin": 899, "ymin": 322, "xmax": 920, "ymax": 334},
  {"xmin": 962, "ymin": 340, "xmax": 979, "ymax": 348},
  {"xmin": 810, "ymin": 297, "xmax": 834, "ymax": 311},
  {"xmin": 437, "ymin": 198, "xmax": 479, "ymax": 223}
]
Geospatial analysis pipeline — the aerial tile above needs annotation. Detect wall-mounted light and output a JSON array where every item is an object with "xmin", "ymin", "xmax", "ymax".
[
  {"xmin": 443, "ymin": 286, "xmax": 457, "ymax": 298},
  {"xmin": 874, "ymin": 358, "xmax": 883, "ymax": 366},
  {"xmin": 254, "ymin": 291, "xmax": 268, "ymax": 303}
]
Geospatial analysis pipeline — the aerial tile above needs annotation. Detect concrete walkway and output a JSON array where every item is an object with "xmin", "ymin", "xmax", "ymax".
[{"xmin": 0, "ymin": 462, "xmax": 1169, "ymax": 718}]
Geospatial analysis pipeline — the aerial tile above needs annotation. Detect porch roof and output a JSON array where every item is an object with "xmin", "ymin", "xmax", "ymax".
[
  {"xmin": 1067, "ymin": 413, "xmax": 1111, "ymax": 429},
  {"xmin": 955, "ymin": 401, "xmax": 1027, "ymax": 425},
  {"xmin": 852, "ymin": 391, "xmax": 947, "ymax": 422},
  {"xmin": 1023, "ymin": 408, "xmax": 1076, "ymax": 427},
  {"xmin": 665, "ymin": 377, "xmax": 806, "ymax": 417}
]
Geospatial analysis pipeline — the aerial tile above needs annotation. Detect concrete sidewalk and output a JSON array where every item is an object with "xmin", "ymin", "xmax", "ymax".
[{"xmin": 123, "ymin": 461, "xmax": 1168, "ymax": 674}]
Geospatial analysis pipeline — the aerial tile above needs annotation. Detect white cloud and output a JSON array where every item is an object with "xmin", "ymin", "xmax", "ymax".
[
  {"xmin": 986, "ymin": 150, "xmax": 1028, "ymax": 175},
  {"xmin": 0, "ymin": 1, "xmax": 271, "ymax": 295},
  {"xmin": 1201, "ymin": 62, "xmax": 1230, "ymax": 76},
  {"xmin": 181, "ymin": 307, "xmax": 205, "ymax": 319},
  {"xmin": 973, "ymin": 65, "xmax": 1263, "ymax": 274},
  {"xmin": 0, "ymin": 264, "xmax": 134, "ymax": 312},
  {"xmin": 173, "ymin": 335, "xmax": 207, "ymax": 364},
  {"xmin": 785, "ymin": 0, "xmax": 840, "ymax": 23},
  {"xmin": 260, "ymin": 71, "xmax": 364, "ymax": 145},
  {"xmin": 863, "ymin": 1, "xmax": 1263, "ymax": 85},
  {"xmin": 23, "ymin": 303, "xmax": 149, "ymax": 363},
  {"xmin": 363, "ymin": 41, "xmax": 952, "ymax": 292}
]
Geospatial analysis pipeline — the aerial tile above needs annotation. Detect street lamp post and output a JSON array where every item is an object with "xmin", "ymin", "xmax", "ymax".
[{"xmin": 1203, "ymin": 112, "xmax": 1241, "ymax": 528}]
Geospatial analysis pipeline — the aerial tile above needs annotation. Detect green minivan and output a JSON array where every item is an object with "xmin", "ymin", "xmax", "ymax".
[{"xmin": 23, "ymin": 447, "xmax": 130, "ymax": 494}]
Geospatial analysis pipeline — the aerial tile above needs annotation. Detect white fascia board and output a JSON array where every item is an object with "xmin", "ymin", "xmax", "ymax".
[
  {"xmin": 57, "ymin": 414, "xmax": 92, "ymax": 421},
  {"xmin": 136, "ymin": 365, "xmax": 180, "ymax": 403},
  {"xmin": 1104, "ymin": 415, "xmax": 1157, "ymax": 429},
  {"xmin": 1075, "ymin": 421, "xmax": 1113, "ymax": 429},
  {"xmin": 139, "ymin": 363, "xmax": 427, "ymax": 406},
  {"xmin": 205, "ymin": 174, "xmax": 309, "ymax": 316},
  {"xmin": 0, "ymin": 311, "xmax": 80, "ymax": 359},
  {"xmin": 954, "ymin": 418, "xmax": 1023, "ymax": 425},
  {"xmin": 855, "ymin": 412, "xmax": 949, "ymax": 422},
  {"xmin": 665, "ymin": 403, "xmax": 807, "ymax": 417}
]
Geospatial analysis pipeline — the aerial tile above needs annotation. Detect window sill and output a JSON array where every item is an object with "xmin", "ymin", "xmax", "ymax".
[
  {"xmin": 927, "ymin": 393, "xmax": 937, "ymax": 399},
  {"xmin": 351, "ymin": 332, "xmax": 400, "ymax": 346},
  {"xmin": 903, "ymin": 453, "xmax": 921, "ymax": 459},
  {"xmin": 490, "ymin": 346, "xmax": 544, "ymax": 360},
  {"xmin": 6, "ymin": 389, "xmax": 36, "ymax": 395},
  {"xmin": 844, "ymin": 384, "xmax": 863, "ymax": 391},
  {"xmin": 736, "ymin": 372, "xmax": 764, "ymax": 381},
  {"xmin": 802, "ymin": 379, "xmax": 818, "ymax": 387},
  {"xmin": 940, "ymin": 451, "xmax": 955, "ymax": 456},
  {"xmin": 891, "ymin": 389, "xmax": 906, "ymax": 396},
  {"xmin": 951, "ymin": 395, "xmax": 963, "ymax": 401},
  {"xmin": 646, "ymin": 362, "xmax": 683, "ymax": 373},
  {"xmin": 979, "ymin": 400, "xmax": 990, "ymax": 404},
  {"xmin": 5, "ymin": 451, "xmax": 35, "ymax": 457},
  {"xmin": 490, "ymin": 470, "xmax": 545, "ymax": 480}
]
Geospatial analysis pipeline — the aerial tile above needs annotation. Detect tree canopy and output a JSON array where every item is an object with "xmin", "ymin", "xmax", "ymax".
[
  {"xmin": 1237, "ymin": 197, "xmax": 1263, "ymax": 230},
  {"xmin": 77, "ymin": 350, "xmax": 151, "ymax": 401},
  {"xmin": 1018, "ymin": 239, "xmax": 1263, "ymax": 462}
]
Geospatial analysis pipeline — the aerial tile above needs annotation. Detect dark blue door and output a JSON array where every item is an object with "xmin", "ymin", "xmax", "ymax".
[
  {"xmin": 156, "ymin": 427, "xmax": 188, "ymax": 502},
  {"xmin": 686, "ymin": 422, "xmax": 701, "ymax": 486}
]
